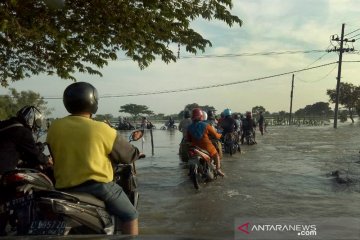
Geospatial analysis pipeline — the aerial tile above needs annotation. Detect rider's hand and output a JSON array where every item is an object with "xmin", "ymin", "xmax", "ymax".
[{"xmin": 138, "ymin": 153, "xmax": 146, "ymax": 159}]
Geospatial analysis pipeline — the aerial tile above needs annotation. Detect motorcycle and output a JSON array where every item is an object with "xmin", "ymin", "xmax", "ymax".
[
  {"xmin": 242, "ymin": 129, "xmax": 256, "ymax": 145},
  {"xmin": 187, "ymin": 146, "xmax": 217, "ymax": 190},
  {"xmin": 0, "ymin": 130, "xmax": 144, "ymax": 236},
  {"xmin": 222, "ymin": 132, "xmax": 241, "ymax": 156}
]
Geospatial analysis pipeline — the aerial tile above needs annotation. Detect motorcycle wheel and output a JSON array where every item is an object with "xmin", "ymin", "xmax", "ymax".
[{"xmin": 189, "ymin": 164, "xmax": 200, "ymax": 190}]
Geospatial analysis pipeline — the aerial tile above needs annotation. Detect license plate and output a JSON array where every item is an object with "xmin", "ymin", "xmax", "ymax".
[{"xmin": 28, "ymin": 220, "xmax": 66, "ymax": 235}]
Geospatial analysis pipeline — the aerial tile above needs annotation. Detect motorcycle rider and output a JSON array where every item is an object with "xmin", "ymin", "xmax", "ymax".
[
  {"xmin": 178, "ymin": 110, "xmax": 192, "ymax": 139},
  {"xmin": 46, "ymin": 82, "xmax": 141, "ymax": 235},
  {"xmin": 206, "ymin": 109, "xmax": 218, "ymax": 129},
  {"xmin": 0, "ymin": 106, "xmax": 52, "ymax": 236},
  {"xmin": 0, "ymin": 106, "xmax": 51, "ymax": 174},
  {"xmin": 241, "ymin": 111, "xmax": 257, "ymax": 144},
  {"xmin": 166, "ymin": 116, "xmax": 175, "ymax": 128},
  {"xmin": 220, "ymin": 109, "xmax": 239, "ymax": 138},
  {"xmin": 187, "ymin": 108, "xmax": 225, "ymax": 177}
]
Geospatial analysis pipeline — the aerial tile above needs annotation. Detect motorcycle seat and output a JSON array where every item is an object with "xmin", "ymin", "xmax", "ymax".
[{"xmin": 60, "ymin": 191, "xmax": 106, "ymax": 208}]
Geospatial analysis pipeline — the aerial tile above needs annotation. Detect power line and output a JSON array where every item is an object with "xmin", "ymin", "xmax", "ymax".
[
  {"xmin": 179, "ymin": 50, "xmax": 326, "ymax": 59},
  {"xmin": 297, "ymin": 64, "xmax": 337, "ymax": 83},
  {"xmin": 116, "ymin": 49, "xmax": 326, "ymax": 61},
  {"xmin": 349, "ymin": 33, "xmax": 360, "ymax": 39},
  {"xmin": 40, "ymin": 61, "xmax": 337, "ymax": 100},
  {"xmin": 344, "ymin": 28, "xmax": 360, "ymax": 37}
]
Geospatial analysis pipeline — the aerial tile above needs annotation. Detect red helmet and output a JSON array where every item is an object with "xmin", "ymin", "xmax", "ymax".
[{"xmin": 192, "ymin": 108, "xmax": 203, "ymax": 121}]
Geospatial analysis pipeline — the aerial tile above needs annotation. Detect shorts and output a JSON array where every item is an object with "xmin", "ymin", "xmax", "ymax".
[{"xmin": 64, "ymin": 181, "xmax": 138, "ymax": 222}]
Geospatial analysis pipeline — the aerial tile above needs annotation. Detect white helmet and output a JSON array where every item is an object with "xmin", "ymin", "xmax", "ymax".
[{"xmin": 202, "ymin": 111, "xmax": 208, "ymax": 121}]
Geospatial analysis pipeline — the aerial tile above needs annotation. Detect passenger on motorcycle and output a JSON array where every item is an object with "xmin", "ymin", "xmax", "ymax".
[
  {"xmin": 0, "ymin": 106, "xmax": 52, "ymax": 174},
  {"xmin": 205, "ymin": 110, "xmax": 218, "ymax": 128},
  {"xmin": 178, "ymin": 110, "xmax": 192, "ymax": 139},
  {"xmin": 46, "ymin": 82, "xmax": 141, "ymax": 235},
  {"xmin": 203, "ymin": 110, "xmax": 223, "ymax": 159},
  {"xmin": 187, "ymin": 108, "xmax": 225, "ymax": 177},
  {"xmin": 241, "ymin": 111, "xmax": 257, "ymax": 144}
]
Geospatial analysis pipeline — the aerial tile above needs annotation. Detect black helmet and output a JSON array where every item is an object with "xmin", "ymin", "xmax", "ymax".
[
  {"xmin": 63, "ymin": 82, "xmax": 99, "ymax": 114},
  {"xmin": 207, "ymin": 110, "xmax": 214, "ymax": 118},
  {"xmin": 184, "ymin": 110, "xmax": 191, "ymax": 118},
  {"xmin": 16, "ymin": 106, "xmax": 44, "ymax": 131}
]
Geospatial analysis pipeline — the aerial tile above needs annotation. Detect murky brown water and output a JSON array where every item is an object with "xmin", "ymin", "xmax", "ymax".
[{"xmin": 125, "ymin": 122, "xmax": 360, "ymax": 239}]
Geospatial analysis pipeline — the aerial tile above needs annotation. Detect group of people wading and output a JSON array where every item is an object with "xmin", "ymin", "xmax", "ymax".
[{"xmin": 179, "ymin": 108, "xmax": 266, "ymax": 176}]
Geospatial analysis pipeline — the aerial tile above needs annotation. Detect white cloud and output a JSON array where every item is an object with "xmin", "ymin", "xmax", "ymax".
[{"xmin": 1, "ymin": 0, "xmax": 359, "ymax": 117}]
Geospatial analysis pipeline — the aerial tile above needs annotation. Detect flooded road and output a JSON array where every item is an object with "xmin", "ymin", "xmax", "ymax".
[{"xmin": 127, "ymin": 123, "xmax": 360, "ymax": 238}]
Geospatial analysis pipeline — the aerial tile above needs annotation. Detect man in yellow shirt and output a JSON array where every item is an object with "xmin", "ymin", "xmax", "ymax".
[{"xmin": 47, "ymin": 82, "xmax": 141, "ymax": 235}]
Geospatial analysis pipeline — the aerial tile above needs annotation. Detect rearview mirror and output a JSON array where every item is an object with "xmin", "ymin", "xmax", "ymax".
[{"xmin": 129, "ymin": 130, "xmax": 144, "ymax": 142}]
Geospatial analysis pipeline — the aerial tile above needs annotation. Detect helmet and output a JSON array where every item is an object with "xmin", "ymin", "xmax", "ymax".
[
  {"xmin": 191, "ymin": 108, "xmax": 203, "ymax": 121},
  {"xmin": 202, "ymin": 111, "xmax": 208, "ymax": 121},
  {"xmin": 16, "ymin": 106, "xmax": 44, "ymax": 130},
  {"xmin": 246, "ymin": 111, "xmax": 252, "ymax": 118},
  {"xmin": 223, "ymin": 108, "xmax": 232, "ymax": 117},
  {"xmin": 207, "ymin": 110, "xmax": 214, "ymax": 119},
  {"xmin": 63, "ymin": 82, "xmax": 99, "ymax": 114},
  {"xmin": 184, "ymin": 110, "xmax": 191, "ymax": 119}
]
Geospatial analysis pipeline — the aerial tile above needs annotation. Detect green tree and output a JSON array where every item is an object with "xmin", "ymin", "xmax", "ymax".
[
  {"xmin": 119, "ymin": 104, "xmax": 153, "ymax": 120},
  {"xmin": 0, "ymin": 88, "xmax": 52, "ymax": 119},
  {"xmin": 0, "ymin": 0, "xmax": 242, "ymax": 86},
  {"xmin": 327, "ymin": 82, "xmax": 360, "ymax": 123},
  {"xmin": 94, "ymin": 114, "xmax": 114, "ymax": 121},
  {"xmin": 179, "ymin": 103, "xmax": 216, "ymax": 118},
  {"xmin": 252, "ymin": 106, "xmax": 266, "ymax": 114},
  {"xmin": 295, "ymin": 102, "xmax": 332, "ymax": 118}
]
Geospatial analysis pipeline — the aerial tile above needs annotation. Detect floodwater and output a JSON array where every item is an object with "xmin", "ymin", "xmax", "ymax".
[
  {"xmin": 6, "ymin": 122, "xmax": 359, "ymax": 240},
  {"xmin": 125, "ymin": 122, "xmax": 360, "ymax": 239}
]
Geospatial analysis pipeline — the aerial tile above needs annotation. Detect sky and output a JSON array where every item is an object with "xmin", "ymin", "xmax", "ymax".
[{"xmin": 1, "ymin": 0, "xmax": 360, "ymax": 118}]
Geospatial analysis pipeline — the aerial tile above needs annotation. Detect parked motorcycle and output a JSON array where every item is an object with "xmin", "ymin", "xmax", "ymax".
[
  {"xmin": 0, "ymin": 130, "xmax": 144, "ymax": 236},
  {"xmin": 187, "ymin": 146, "xmax": 217, "ymax": 190}
]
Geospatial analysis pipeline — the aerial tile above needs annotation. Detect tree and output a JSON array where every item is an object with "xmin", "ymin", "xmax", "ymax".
[
  {"xmin": 94, "ymin": 114, "xmax": 114, "ymax": 121},
  {"xmin": 119, "ymin": 104, "xmax": 153, "ymax": 120},
  {"xmin": 179, "ymin": 103, "xmax": 216, "ymax": 118},
  {"xmin": 0, "ymin": 88, "xmax": 52, "ymax": 119},
  {"xmin": 252, "ymin": 106, "xmax": 266, "ymax": 114},
  {"xmin": 327, "ymin": 82, "xmax": 360, "ymax": 123},
  {"xmin": 0, "ymin": 0, "xmax": 242, "ymax": 86},
  {"xmin": 295, "ymin": 102, "xmax": 332, "ymax": 118}
]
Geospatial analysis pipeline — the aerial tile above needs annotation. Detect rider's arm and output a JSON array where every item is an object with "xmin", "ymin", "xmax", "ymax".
[
  {"xmin": 109, "ymin": 132, "xmax": 140, "ymax": 164},
  {"xmin": 17, "ymin": 127, "xmax": 49, "ymax": 165},
  {"xmin": 207, "ymin": 125, "xmax": 222, "ymax": 139}
]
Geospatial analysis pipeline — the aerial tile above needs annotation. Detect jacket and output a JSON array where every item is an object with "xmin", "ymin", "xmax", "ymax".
[{"xmin": 0, "ymin": 117, "xmax": 48, "ymax": 174}]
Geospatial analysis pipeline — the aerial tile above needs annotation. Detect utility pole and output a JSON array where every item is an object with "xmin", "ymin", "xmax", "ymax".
[
  {"xmin": 333, "ymin": 24, "xmax": 345, "ymax": 129},
  {"xmin": 289, "ymin": 74, "xmax": 294, "ymax": 125},
  {"xmin": 329, "ymin": 23, "xmax": 356, "ymax": 128}
]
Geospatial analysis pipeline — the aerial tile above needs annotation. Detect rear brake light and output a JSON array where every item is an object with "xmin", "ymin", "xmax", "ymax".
[
  {"xmin": 4, "ymin": 173, "xmax": 26, "ymax": 183},
  {"xmin": 188, "ymin": 149, "xmax": 196, "ymax": 157}
]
